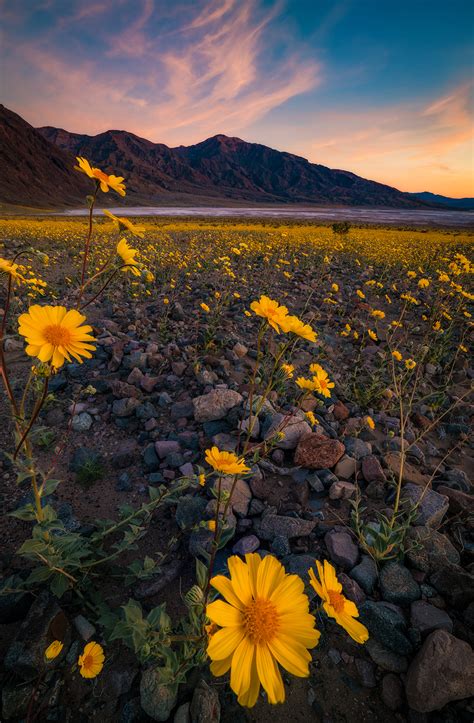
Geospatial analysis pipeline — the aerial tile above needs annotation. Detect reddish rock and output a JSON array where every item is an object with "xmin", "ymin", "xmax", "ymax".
[
  {"xmin": 437, "ymin": 486, "xmax": 473, "ymax": 515},
  {"xmin": 333, "ymin": 400, "xmax": 350, "ymax": 421},
  {"xmin": 294, "ymin": 434, "xmax": 345, "ymax": 469},
  {"xmin": 362, "ymin": 454, "xmax": 387, "ymax": 483},
  {"xmin": 384, "ymin": 452, "xmax": 431, "ymax": 487}
]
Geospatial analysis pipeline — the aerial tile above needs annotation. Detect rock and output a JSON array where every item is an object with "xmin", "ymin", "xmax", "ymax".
[
  {"xmin": 436, "ymin": 485, "xmax": 474, "ymax": 514},
  {"xmin": 283, "ymin": 554, "xmax": 318, "ymax": 583},
  {"xmin": 233, "ymin": 342, "xmax": 248, "ymax": 358},
  {"xmin": 140, "ymin": 667, "xmax": 177, "ymax": 721},
  {"xmin": 333, "ymin": 400, "xmax": 350, "ymax": 421},
  {"xmin": 2, "ymin": 681, "xmax": 34, "ymax": 719},
  {"xmin": 359, "ymin": 601, "xmax": 413, "ymax": 655},
  {"xmin": 155, "ymin": 440, "xmax": 181, "ymax": 459},
  {"xmin": 384, "ymin": 452, "xmax": 431, "ymax": 487},
  {"xmin": 215, "ymin": 476, "xmax": 251, "ymax": 518},
  {"xmin": 294, "ymin": 434, "xmax": 345, "ymax": 469},
  {"xmin": 190, "ymin": 679, "xmax": 220, "ymax": 723},
  {"xmin": 350, "ymin": 556, "xmax": 378, "ymax": 595},
  {"xmin": 238, "ymin": 415, "xmax": 260, "ymax": 439},
  {"xmin": 382, "ymin": 673, "xmax": 404, "ymax": 711},
  {"xmin": 72, "ymin": 412, "xmax": 93, "ymax": 432},
  {"xmin": 112, "ymin": 440, "xmax": 137, "ymax": 469},
  {"xmin": 355, "ymin": 658, "xmax": 376, "ymax": 687},
  {"xmin": 329, "ymin": 480, "xmax": 356, "ymax": 499},
  {"xmin": 339, "ymin": 573, "xmax": 366, "ymax": 605},
  {"xmin": 270, "ymin": 535, "xmax": 291, "ymax": 557},
  {"xmin": 405, "ymin": 630, "xmax": 474, "ymax": 712},
  {"xmin": 4, "ymin": 591, "xmax": 70, "ymax": 679},
  {"xmin": 189, "ymin": 529, "xmax": 214, "ymax": 558},
  {"xmin": 264, "ymin": 414, "xmax": 311, "ymax": 450},
  {"xmin": 0, "ymin": 580, "xmax": 33, "ymax": 624},
  {"xmin": 174, "ymin": 703, "xmax": 191, "ymax": 723},
  {"xmin": 193, "ymin": 389, "xmax": 243, "ymax": 423},
  {"xmin": 361, "ymin": 455, "xmax": 386, "ymax": 483},
  {"xmin": 429, "ymin": 564, "xmax": 474, "ymax": 609},
  {"xmin": 406, "ymin": 526, "xmax": 460, "ymax": 573},
  {"xmin": 410, "ymin": 601, "xmax": 453, "ymax": 636},
  {"xmin": 258, "ymin": 514, "xmax": 316, "ymax": 541},
  {"xmin": 176, "ymin": 496, "xmax": 208, "ymax": 530},
  {"xmin": 143, "ymin": 444, "xmax": 160, "ymax": 472},
  {"xmin": 343, "ymin": 437, "xmax": 372, "ymax": 460},
  {"xmin": 379, "ymin": 562, "xmax": 420, "ymax": 606},
  {"xmin": 333, "ymin": 456, "xmax": 358, "ymax": 480},
  {"xmin": 403, "ymin": 483, "xmax": 449, "ymax": 528},
  {"xmin": 249, "ymin": 473, "xmax": 309, "ymax": 510},
  {"xmin": 73, "ymin": 614, "xmax": 96, "ymax": 641},
  {"xmin": 436, "ymin": 468, "xmax": 471, "ymax": 492},
  {"xmin": 112, "ymin": 397, "xmax": 141, "ymax": 417},
  {"xmin": 232, "ymin": 535, "xmax": 260, "ymax": 556},
  {"xmin": 325, "ymin": 530, "xmax": 359, "ymax": 569},
  {"xmin": 366, "ymin": 639, "xmax": 408, "ymax": 673}
]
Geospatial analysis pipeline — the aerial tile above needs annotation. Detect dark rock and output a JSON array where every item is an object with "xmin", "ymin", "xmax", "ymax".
[
  {"xmin": 365, "ymin": 638, "xmax": 408, "ymax": 673},
  {"xmin": 270, "ymin": 535, "xmax": 291, "ymax": 557},
  {"xmin": 350, "ymin": 555, "xmax": 378, "ymax": 594},
  {"xmin": 339, "ymin": 573, "xmax": 366, "ymax": 605},
  {"xmin": 143, "ymin": 444, "xmax": 160, "ymax": 472},
  {"xmin": 430, "ymin": 564, "xmax": 474, "ymax": 609},
  {"xmin": 155, "ymin": 440, "xmax": 181, "ymax": 459},
  {"xmin": 283, "ymin": 554, "xmax": 318, "ymax": 583},
  {"xmin": 258, "ymin": 514, "xmax": 316, "ymax": 541},
  {"xmin": 232, "ymin": 535, "xmax": 260, "ymax": 556},
  {"xmin": 0, "ymin": 578, "xmax": 33, "ymax": 624},
  {"xmin": 402, "ymin": 483, "xmax": 449, "ymax": 528},
  {"xmin": 176, "ymin": 496, "xmax": 208, "ymax": 530},
  {"xmin": 190, "ymin": 679, "xmax": 220, "ymax": 723},
  {"xmin": 382, "ymin": 673, "xmax": 404, "ymax": 711},
  {"xmin": 325, "ymin": 530, "xmax": 359, "ymax": 569},
  {"xmin": 406, "ymin": 526, "xmax": 460, "ymax": 573},
  {"xmin": 355, "ymin": 658, "xmax": 376, "ymax": 687},
  {"xmin": 343, "ymin": 437, "xmax": 372, "ymax": 459},
  {"xmin": 112, "ymin": 397, "xmax": 141, "ymax": 417},
  {"xmin": 359, "ymin": 601, "xmax": 413, "ymax": 655},
  {"xmin": 140, "ymin": 667, "xmax": 177, "ymax": 721},
  {"xmin": 111, "ymin": 440, "xmax": 137, "ymax": 469},
  {"xmin": 410, "ymin": 600, "xmax": 453, "ymax": 636},
  {"xmin": 361, "ymin": 455, "xmax": 386, "ymax": 483},
  {"xmin": 405, "ymin": 630, "xmax": 474, "ymax": 712},
  {"xmin": 380, "ymin": 562, "xmax": 420, "ymax": 605}
]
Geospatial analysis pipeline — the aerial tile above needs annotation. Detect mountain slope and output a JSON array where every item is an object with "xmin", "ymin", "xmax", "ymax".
[
  {"xmin": 0, "ymin": 105, "xmax": 89, "ymax": 207},
  {"xmin": 409, "ymin": 192, "xmax": 474, "ymax": 210}
]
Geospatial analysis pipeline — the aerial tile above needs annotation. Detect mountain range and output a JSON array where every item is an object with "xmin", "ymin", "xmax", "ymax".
[{"xmin": 0, "ymin": 104, "xmax": 467, "ymax": 210}]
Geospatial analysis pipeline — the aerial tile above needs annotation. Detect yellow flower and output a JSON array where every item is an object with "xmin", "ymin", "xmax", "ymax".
[
  {"xmin": 407, "ymin": 270, "xmax": 417, "ymax": 278},
  {"xmin": 18, "ymin": 306, "xmax": 96, "ymax": 370},
  {"xmin": 75, "ymin": 157, "xmax": 126, "ymax": 196},
  {"xmin": 117, "ymin": 238, "xmax": 140, "ymax": 276},
  {"xmin": 280, "ymin": 315, "xmax": 317, "ymax": 342},
  {"xmin": 371, "ymin": 309, "xmax": 385, "ymax": 319},
  {"xmin": 198, "ymin": 473, "xmax": 206, "ymax": 486},
  {"xmin": 78, "ymin": 641, "xmax": 105, "ymax": 679},
  {"xmin": 296, "ymin": 376, "xmax": 318, "ymax": 392},
  {"xmin": 433, "ymin": 321, "xmax": 441, "ymax": 331},
  {"xmin": 331, "ymin": 283, "xmax": 339, "ymax": 292},
  {"xmin": 163, "ymin": 297, "xmax": 170, "ymax": 305},
  {"xmin": 392, "ymin": 350, "xmax": 403, "ymax": 361},
  {"xmin": 305, "ymin": 411, "xmax": 319, "ymax": 426},
  {"xmin": 45, "ymin": 640, "xmax": 63, "ymax": 660},
  {"xmin": 368, "ymin": 329, "xmax": 378, "ymax": 341},
  {"xmin": 365, "ymin": 415, "xmax": 375, "ymax": 430},
  {"xmin": 207, "ymin": 520, "xmax": 217, "ymax": 532},
  {"xmin": 356, "ymin": 290, "xmax": 365, "ymax": 299},
  {"xmin": 281, "ymin": 363, "xmax": 295, "ymax": 378},
  {"xmin": 418, "ymin": 278, "xmax": 430, "ymax": 289},
  {"xmin": 200, "ymin": 303, "xmax": 210, "ymax": 313},
  {"xmin": 103, "ymin": 210, "xmax": 145, "ymax": 237},
  {"xmin": 311, "ymin": 366, "xmax": 335, "ymax": 398},
  {"xmin": 309, "ymin": 560, "xmax": 368, "ymax": 644},
  {"xmin": 244, "ymin": 310, "xmax": 251, "ymax": 317},
  {"xmin": 205, "ymin": 447, "xmax": 250, "ymax": 475},
  {"xmin": 250, "ymin": 296, "xmax": 289, "ymax": 333},
  {"xmin": 438, "ymin": 273, "xmax": 450, "ymax": 282},
  {"xmin": 206, "ymin": 553, "xmax": 320, "ymax": 706},
  {"xmin": 405, "ymin": 359, "xmax": 416, "ymax": 370},
  {"xmin": 0, "ymin": 256, "xmax": 26, "ymax": 284}
]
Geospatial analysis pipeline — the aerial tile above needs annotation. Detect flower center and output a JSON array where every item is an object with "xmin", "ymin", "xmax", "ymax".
[
  {"xmin": 244, "ymin": 598, "xmax": 280, "ymax": 645},
  {"xmin": 328, "ymin": 590, "xmax": 345, "ymax": 614},
  {"xmin": 43, "ymin": 324, "xmax": 72, "ymax": 347},
  {"xmin": 82, "ymin": 654, "xmax": 93, "ymax": 669},
  {"xmin": 94, "ymin": 169, "xmax": 110, "ymax": 183}
]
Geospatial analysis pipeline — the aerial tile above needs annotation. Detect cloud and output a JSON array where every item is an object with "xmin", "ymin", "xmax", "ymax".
[{"xmin": 1, "ymin": 0, "xmax": 320, "ymax": 144}]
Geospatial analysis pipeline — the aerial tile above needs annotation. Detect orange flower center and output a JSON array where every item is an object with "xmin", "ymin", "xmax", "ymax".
[
  {"xmin": 94, "ymin": 169, "xmax": 110, "ymax": 183},
  {"xmin": 81, "ymin": 653, "xmax": 93, "ymax": 669},
  {"xmin": 43, "ymin": 324, "xmax": 72, "ymax": 347},
  {"xmin": 244, "ymin": 598, "xmax": 280, "ymax": 645},
  {"xmin": 328, "ymin": 590, "xmax": 345, "ymax": 614}
]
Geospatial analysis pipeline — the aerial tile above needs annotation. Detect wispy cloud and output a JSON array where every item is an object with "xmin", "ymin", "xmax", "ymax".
[{"xmin": 2, "ymin": 0, "xmax": 320, "ymax": 143}]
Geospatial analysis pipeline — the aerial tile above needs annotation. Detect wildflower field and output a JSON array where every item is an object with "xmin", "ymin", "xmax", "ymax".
[{"xmin": 0, "ymin": 180, "xmax": 473, "ymax": 722}]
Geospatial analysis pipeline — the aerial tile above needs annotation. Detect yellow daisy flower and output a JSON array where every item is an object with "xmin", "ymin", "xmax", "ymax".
[
  {"xmin": 103, "ymin": 210, "xmax": 145, "ymax": 237},
  {"xmin": 0, "ymin": 256, "xmax": 26, "ymax": 284},
  {"xmin": 78, "ymin": 641, "xmax": 105, "ymax": 679},
  {"xmin": 45, "ymin": 640, "xmax": 63, "ymax": 660},
  {"xmin": 280, "ymin": 315, "xmax": 317, "ymax": 342},
  {"xmin": 200, "ymin": 303, "xmax": 211, "ymax": 313},
  {"xmin": 117, "ymin": 238, "xmax": 140, "ymax": 276},
  {"xmin": 18, "ymin": 306, "xmax": 96, "ymax": 370},
  {"xmin": 75, "ymin": 157, "xmax": 126, "ymax": 196},
  {"xmin": 309, "ymin": 560, "xmax": 368, "ymax": 644},
  {"xmin": 205, "ymin": 447, "xmax": 250, "ymax": 475},
  {"xmin": 249, "ymin": 296, "xmax": 289, "ymax": 333},
  {"xmin": 207, "ymin": 554, "xmax": 320, "ymax": 706}
]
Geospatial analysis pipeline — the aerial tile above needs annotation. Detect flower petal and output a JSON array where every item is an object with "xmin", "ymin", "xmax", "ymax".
[{"xmin": 207, "ymin": 625, "xmax": 244, "ymax": 661}]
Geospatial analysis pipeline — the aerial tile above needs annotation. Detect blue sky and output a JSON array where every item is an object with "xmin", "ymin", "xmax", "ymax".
[{"xmin": 1, "ymin": 0, "xmax": 473, "ymax": 195}]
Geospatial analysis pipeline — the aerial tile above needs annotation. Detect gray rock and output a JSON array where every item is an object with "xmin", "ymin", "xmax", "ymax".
[
  {"xmin": 112, "ymin": 397, "xmax": 141, "ymax": 417},
  {"xmin": 73, "ymin": 614, "xmax": 96, "ymax": 641},
  {"xmin": 264, "ymin": 413, "xmax": 311, "ymax": 450},
  {"xmin": 72, "ymin": 411, "xmax": 93, "ymax": 432},
  {"xmin": 350, "ymin": 555, "xmax": 378, "ymax": 594},
  {"xmin": 403, "ymin": 483, "xmax": 449, "ymax": 528},
  {"xmin": 283, "ymin": 554, "xmax": 318, "ymax": 583},
  {"xmin": 355, "ymin": 658, "xmax": 376, "ymax": 687},
  {"xmin": 219, "ymin": 476, "xmax": 252, "ymax": 517},
  {"xmin": 343, "ymin": 437, "xmax": 372, "ymax": 459},
  {"xmin": 405, "ymin": 630, "xmax": 474, "ymax": 712},
  {"xmin": 176, "ymin": 496, "xmax": 208, "ymax": 530},
  {"xmin": 258, "ymin": 514, "xmax": 316, "ymax": 541},
  {"xmin": 329, "ymin": 480, "xmax": 356, "ymax": 499},
  {"xmin": 359, "ymin": 601, "xmax": 413, "ymax": 655},
  {"xmin": 193, "ymin": 389, "xmax": 243, "ymax": 422},
  {"xmin": 155, "ymin": 440, "xmax": 181, "ymax": 458},
  {"xmin": 410, "ymin": 600, "xmax": 453, "ymax": 636},
  {"xmin": 190, "ymin": 679, "xmax": 220, "ymax": 723},
  {"xmin": 174, "ymin": 703, "xmax": 190, "ymax": 723},
  {"xmin": 140, "ymin": 668, "xmax": 177, "ymax": 721},
  {"xmin": 333, "ymin": 456, "xmax": 358, "ymax": 480},
  {"xmin": 406, "ymin": 525, "xmax": 460, "ymax": 573},
  {"xmin": 382, "ymin": 673, "xmax": 404, "ymax": 711},
  {"xmin": 325, "ymin": 530, "xmax": 359, "ymax": 569},
  {"xmin": 2, "ymin": 681, "xmax": 34, "ymax": 720},
  {"xmin": 270, "ymin": 534, "xmax": 291, "ymax": 557},
  {"xmin": 429, "ymin": 564, "xmax": 474, "ymax": 608},
  {"xmin": 232, "ymin": 535, "xmax": 260, "ymax": 556},
  {"xmin": 4, "ymin": 591, "xmax": 70, "ymax": 679},
  {"xmin": 366, "ymin": 638, "xmax": 408, "ymax": 673},
  {"xmin": 361, "ymin": 454, "xmax": 386, "ymax": 483},
  {"xmin": 379, "ymin": 562, "xmax": 420, "ymax": 605}
]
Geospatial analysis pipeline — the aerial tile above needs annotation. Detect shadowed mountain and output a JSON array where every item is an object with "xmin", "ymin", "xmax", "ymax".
[
  {"xmin": 1, "ymin": 103, "xmax": 430, "ymax": 208},
  {"xmin": 409, "ymin": 192, "xmax": 474, "ymax": 210}
]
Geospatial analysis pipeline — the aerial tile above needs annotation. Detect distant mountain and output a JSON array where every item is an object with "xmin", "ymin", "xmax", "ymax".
[
  {"xmin": 409, "ymin": 192, "xmax": 474, "ymax": 210},
  {"xmin": 0, "ymin": 105, "xmax": 89, "ymax": 207},
  {"xmin": 1, "ymin": 103, "xmax": 430, "ymax": 208}
]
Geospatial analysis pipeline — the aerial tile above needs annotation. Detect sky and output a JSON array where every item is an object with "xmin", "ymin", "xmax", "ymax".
[{"xmin": 1, "ymin": 0, "xmax": 473, "ymax": 197}]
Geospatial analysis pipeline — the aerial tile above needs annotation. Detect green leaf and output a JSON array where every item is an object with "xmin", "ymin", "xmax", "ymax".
[
  {"xmin": 50, "ymin": 573, "xmax": 70, "ymax": 599},
  {"xmin": 26, "ymin": 567, "xmax": 53, "ymax": 584},
  {"xmin": 18, "ymin": 538, "xmax": 47, "ymax": 556},
  {"xmin": 195, "ymin": 558, "xmax": 208, "ymax": 588},
  {"xmin": 41, "ymin": 479, "xmax": 61, "ymax": 496},
  {"xmin": 9, "ymin": 504, "xmax": 36, "ymax": 521}
]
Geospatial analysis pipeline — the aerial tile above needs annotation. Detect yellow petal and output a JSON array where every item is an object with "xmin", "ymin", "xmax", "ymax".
[
  {"xmin": 210, "ymin": 654, "xmax": 233, "ymax": 677},
  {"xmin": 207, "ymin": 625, "xmax": 244, "ymax": 661},
  {"xmin": 256, "ymin": 555, "xmax": 285, "ymax": 599},
  {"xmin": 237, "ymin": 653, "xmax": 260, "ymax": 708},
  {"xmin": 256, "ymin": 644, "xmax": 285, "ymax": 704},
  {"xmin": 230, "ymin": 636, "xmax": 255, "ymax": 699},
  {"xmin": 206, "ymin": 600, "xmax": 243, "ymax": 627},
  {"xmin": 268, "ymin": 635, "xmax": 312, "ymax": 677},
  {"xmin": 228, "ymin": 556, "xmax": 252, "ymax": 606},
  {"xmin": 211, "ymin": 575, "xmax": 245, "ymax": 610}
]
